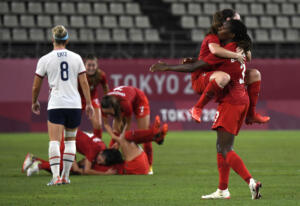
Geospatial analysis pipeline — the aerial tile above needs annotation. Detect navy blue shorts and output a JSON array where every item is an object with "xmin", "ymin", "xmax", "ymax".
[{"xmin": 48, "ymin": 109, "xmax": 81, "ymax": 129}]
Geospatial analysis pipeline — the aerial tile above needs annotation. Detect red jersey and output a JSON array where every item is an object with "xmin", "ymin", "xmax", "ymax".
[
  {"xmin": 79, "ymin": 69, "xmax": 108, "ymax": 100},
  {"xmin": 192, "ymin": 34, "xmax": 220, "ymax": 89},
  {"xmin": 106, "ymin": 86, "xmax": 149, "ymax": 118},
  {"xmin": 92, "ymin": 163, "xmax": 124, "ymax": 174},
  {"xmin": 203, "ymin": 42, "xmax": 249, "ymax": 105},
  {"xmin": 76, "ymin": 130, "xmax": 106, "ymax": 163}
]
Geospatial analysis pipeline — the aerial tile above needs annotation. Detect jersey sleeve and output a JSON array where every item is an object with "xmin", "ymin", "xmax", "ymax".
[
  {"xmin": 78, "ymin": 55, "xmax": 86, "ymax": 75},
  {"xmin": 203, "ymin": 43, "xmax": 236, "ymax": 65},
  {"xmin": 207, "ymin": 34, "xmax": 220, "ymax": 45},
  {"xmin": 120, "ymin": 100, "xmax": 133, "ymax": 117},
  {"xmin": 86, "ymin": 146, "xmax": 100, "ymax": 162},
  {"xmin": 35, "ymin": 57, "xmax": 46, "ymax": 78},
  {"xmin": 203, "ymin": 53, "xmax": 225, "ymax": 65}
]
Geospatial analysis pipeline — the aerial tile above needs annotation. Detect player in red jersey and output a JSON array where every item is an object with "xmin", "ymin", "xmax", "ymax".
[
  {"xmin": 150, "ymin": 20, "xmax": 262, "ymax": 200},
  {"xmin": 96, "ymin": 117, "xmax": 168, "ymax": 175},
  {"xmin": 100, "ymin": 86, "xmax": 155, "ymax": 174},
  {"xmin": 23, "ymin": 130, "xmax": 116, "ymax": 177},
  {"xmin": 183, "ymin": 9, "xmax": 269, "ymax": 125},
  {"xmin": 78, "ymin": 54, "xmax": 109, "ymax": 138},
  {"xmin": 23, "ymin": 116, "xmax": 168, "ymax": 176}
]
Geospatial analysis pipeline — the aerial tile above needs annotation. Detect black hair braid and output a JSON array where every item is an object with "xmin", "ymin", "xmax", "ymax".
[{"xmin": 228, "ymin": 20, "xmax": 252, "ymax": 53}]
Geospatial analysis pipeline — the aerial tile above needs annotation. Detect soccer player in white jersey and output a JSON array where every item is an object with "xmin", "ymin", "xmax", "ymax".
[{"xmin": 31, "ymin": 25, "xmax": 94, "ymax": 186}]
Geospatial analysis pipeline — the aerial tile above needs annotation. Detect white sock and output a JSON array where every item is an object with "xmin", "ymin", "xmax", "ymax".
[
  {"xmin": 48, "ymin": 141, "xmax": 61, "ymax": 179},
  {"xmin": 61, "ymin": 140, "xmax": 76, "ymax": 180},
  {"xmin": 249, "ymin": 178, "xmax": 255, "ymax": 186}
]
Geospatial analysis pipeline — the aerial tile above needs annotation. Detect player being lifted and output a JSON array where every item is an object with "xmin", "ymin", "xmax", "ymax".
[
  {"xmin": 150, "ymin": 20, "xmax": 262, "ymax": 200},
  {"xmin": 182, "ymin": 9, "xmax": 270, "ymax": 125}
]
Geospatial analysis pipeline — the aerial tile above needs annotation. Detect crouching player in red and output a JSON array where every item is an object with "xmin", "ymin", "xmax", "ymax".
[
  {"xmin": 96, "ymin": 117, "xmax": 168, "ymax": 175},
  {"xmin": 22, "ymin": 116, "xmax": 167, "ymax": 176},
  {"xmin": 79, "ymin": 54, "xmax": 109, "ymax": 138},
  {"xmin": 101, "ymin": 86, "xmax": 155, "ymax": 174},
  {"xmin": 22, "ymin": 130, "xmax": 115, "ymax": 177}
]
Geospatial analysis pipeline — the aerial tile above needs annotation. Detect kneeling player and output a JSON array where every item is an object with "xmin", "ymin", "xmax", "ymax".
[{"xmin": 97, "ymin": 118, "xmax": 168, "ymax": 175}]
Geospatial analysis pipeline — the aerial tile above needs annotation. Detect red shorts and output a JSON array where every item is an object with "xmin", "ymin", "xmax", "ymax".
[
  {"xmin": 134, "ymin": 92, "xmax": 150, "ymax": 118},
  {"xmin": 212, "ymin": 102, "xmax": 249, "ymax": 135},
  {"xmin": 82, "ymin": 98, "xmax": 100, "ymax": 110},
  {"xmin": 124, "ymin": 152, "xmax": 149, "ymax": 175},
  {"xmin": 192, "ymin": 71, "xmax": 214, "ymax": 94}
]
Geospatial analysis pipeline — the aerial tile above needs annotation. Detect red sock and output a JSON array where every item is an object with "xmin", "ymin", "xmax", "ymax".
[
  {"xmin": 143, "ymin": 142, "xmax": 153, "ymax": 166},
  {"xmin": 195, "ymin": 79, "xmax": 223, "ymax": 108},
  {"xmin": 93, "ymin": 129, "xmax": 102, "ymax": 138},
  {"xmin": 217, "ymin": 153, "xmax": 230, "ymax": 190},
  {"xmin": 125, "ymin": 129, "xmax": 156, "ymax": 144},
  {"xmin": 35, "ymin": 157, "xmax": 51, "ymax": 173},
  {"xmin": 247, "ymin": 81, "xmax": 261, "ymax": 116},
  {"xmin": 225, "ymin": 151, "xmax": 252, "ymax": 184}
]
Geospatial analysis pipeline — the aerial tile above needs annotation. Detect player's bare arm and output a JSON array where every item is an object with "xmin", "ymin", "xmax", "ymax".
[
  {"xmin": 150, "ymin": 60, "xmax": 210, "ymax": 73},
  {"xmin": 71, "ymin": 161, "xmax": 83, "ymax": 174},
  {"xmin": 79, "ymin": 73, "xmax": 94, "ymax": 119},
  {"xmin": 182, "ymin": 57, "xmax": 198, "ymax": 64},
  {"xmin": 83, "ymin": 158, "xmax": 116, "ymax": 175},
  {"xmin": 31, "ymin": 75, "xmax": 43, "ymax": 115},
  {"xmin": 209, "ymin": 43, "xmax": 244, "ymax": 64}
]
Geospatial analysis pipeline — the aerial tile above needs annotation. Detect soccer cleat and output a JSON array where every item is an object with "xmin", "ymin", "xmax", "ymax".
[
  {"xmin": 148, "ymin": 166, "xmax": 154, "ymax": 175},
  {"xmin": 61, "ymin": 176, "xmax": 71, "ymax": 185},
  {"xmin": 155, "ymin": 123, "xmax": 168, "ymax": 145},
  {"xmin": 189, "ymin": 107, "xmax": 202, "ymax": 123},
  {"xmin": 152, "ymin": 115, "xmax": 161, "ymax": 134},
  {"xmin": 27, "ymin": 160, "xmax": 40, "ymax": 176},
  {"xmin": 22, "ymin": 153, "xmax": 33, "ymax": 173},
  {"xmin": 246, "ymin": 113, "xmax": 270, "ymax": 125},
  {"xmin": 47, "ymin": 176, "xmax": 62, "ymax": 186},
  {"xmin": 249, "ymin": 179, "xmax": 262, "ymax": 200},
  {"xmin": 201, "ymin": 189, "xmax": 231, "ymax": 199}
]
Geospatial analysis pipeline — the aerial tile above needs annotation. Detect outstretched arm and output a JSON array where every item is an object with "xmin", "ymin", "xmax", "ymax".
[
  {"xmin": 149, "ymin": 60, "xmax": 210, "ymax": 73},
  {"xmin": 83, "ymin": 159, "xmax": 116, "ymax": 175}
]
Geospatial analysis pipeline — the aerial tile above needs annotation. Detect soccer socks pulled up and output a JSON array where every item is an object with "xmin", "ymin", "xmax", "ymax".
[
  {"xmin": 125, "ymin": 129, "xmax": 156, "ymax": 144},
  {"xmin": 93, "ymin": 129, "xmax": 102, "ymax": 138},
  {"xmin": 49, "ymin": 141, "xmax": 61, "ymax": 179},
  {"xmin": 247, "ymin": 81, "xmax": 261, "ymax": 116},
  {"xmin": 195, "ymin": 79, "xmax": 223, "ymax": 109},
  {"xmin": 35, "ymin": 157, "xmax": 51, "ymax": 173},
  {"xmin": 217, "ymin": 153, "xmax": 230, "ymax": 190},
  {"xmin": 61, "ymin": 140, "xmax": 76, "ymax": 180},
  {"xmin": 225, "ymin": 151, "xmax": 252, "ymax": 184}
]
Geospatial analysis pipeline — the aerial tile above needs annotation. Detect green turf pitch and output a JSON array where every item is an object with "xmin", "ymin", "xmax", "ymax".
[{"xmin": 0, "ymin": 131, "xmax": 300, "ymax": 206}]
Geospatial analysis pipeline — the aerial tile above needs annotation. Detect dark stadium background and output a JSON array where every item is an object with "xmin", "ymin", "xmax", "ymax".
[{"xmin": 0, "ymin": 0, "xmax": 300, "ymax": 132}]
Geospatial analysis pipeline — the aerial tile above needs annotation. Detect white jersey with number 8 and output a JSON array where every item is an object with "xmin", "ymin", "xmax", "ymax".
[{"xmin": 35, "ymin": 49, "xmax": 86, "ymax": 110}]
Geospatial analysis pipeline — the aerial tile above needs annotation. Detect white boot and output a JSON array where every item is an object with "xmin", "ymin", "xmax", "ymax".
[
  {"xmin": 201, "ymin": 188, "xmax": 230, "ymax": 199},
  {"xmin": 26, "ymin": 160, "xmax": 40, "ymax": 177},
  {"xmin": 249, "ymin": 178, "xmax": 262, "ymax": 200}
]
